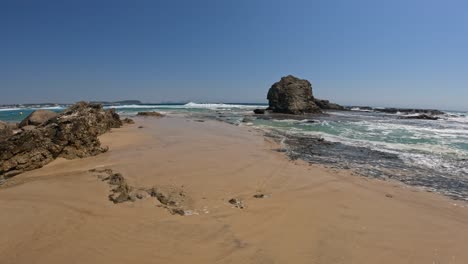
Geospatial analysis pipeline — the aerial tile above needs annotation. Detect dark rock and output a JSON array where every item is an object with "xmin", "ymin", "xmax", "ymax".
[
  {"xmin": 137, "ymin": 111, "xmax": 164, "ymax": 117},
  {"xmin": 0, "ymin": 121, "xmax": 13, "ymax": 141},
  {"xmin": 253, "ymin": 109, "xmax": 266, "ymax": 114},
  {"xmin": 228, "ymin": 198, "xmax": 244, "ymax": 209},
  {"xmin": 267, "ymin": 75, "xmax": 321, "ymax": 115},
  {"xmin": 147, "ymin": 187, "xmax": 177, "ymax": 206},
  {"xmin": 0, "ymin": 102, "xmax": 122, "ymax": 178},
  {"xmin": 168, "ymin": 208, "xmax": 185, "ymax": 216},
  {"xmin": 313, "ymin": 99, "xmax": 345, "ymax": 110},
  {"xmin": 90, "ymin": 169, "xmax": 134, "ymax": 204},
  {"xmin": 400, "ymin": 114, "xmax": 439, "ymax": 120},
  {"xmin": 273, "ymin": 148, "xmax": 287, "ymax": 152},
  {"xmin": 253, "ymin": 194, "xmax": 266, "ymax": 198},
  {"xmin": 376, "ymin": 108, "xmax": 444, "ymax": 115},
  {"xmin": 19, "ymin": 109, "xmax": 58, "ymax": 128},
  {"xmin": 147, "ymin": 186, "xmax": 189, "ymax": 215},
  {"xmin": 138, "ymin": 126, "xmax": 144, "ymax": 129}
]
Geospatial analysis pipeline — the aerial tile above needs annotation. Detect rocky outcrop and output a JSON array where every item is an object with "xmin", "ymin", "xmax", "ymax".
[
  {"xmin": 313, "ymin": 99, "xmax": 345, "ymax": 110},
  {"xmin": 0, "ymin": 121, "xmax": 13, "ymax": 141},
  {"xmin": 137, "ymin": 112, "xmax": 164, "ymax": 117},
  {"xmin": 19, "ymin": 109, "xmax": 58, "ymax": 128},
  {"xmin": 400, "ymin": 114, "xmax": 439, "ymax": 120},
  {"xmin": 267, "ymin": 75, "xmax": 321, "ymax": 114},
  {"xmin": 0, "ymin": 102, "xmax": 122, "ymax": 179},
  {"xmin": 348, "ymin": 106, "xmax": 445, "ymax": 116}
]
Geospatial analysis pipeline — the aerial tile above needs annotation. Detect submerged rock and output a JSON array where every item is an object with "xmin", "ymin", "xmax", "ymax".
[
  {"xmin": 137, "ymin": 111, "xmax": 164, "ymax": 117},
  {"xmin": 400, "ymin": 114, "xmax": 439, "ymax": 120},
  {"xmin": 267, "ymin": 75, "xmax": 321, "ymax": 114},
  {"xmin": 19, "ymin": 109, "xmax": 58, "ymax": 128},
  {"xmin": 0, "ymin": 102, "xmax": 122, "ymax": 179},
  {"xmin": 253, "ymin": 109, "xmax": 266, "ymax": 114},
  {"xmin": 376, "ymin": 108, "xmax": 444, "ymax": 115}
]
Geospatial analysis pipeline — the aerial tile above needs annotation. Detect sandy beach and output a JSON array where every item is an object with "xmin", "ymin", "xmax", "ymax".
[{"xmin": 1, "ymin": 116, "xmax": 467, "ymax": 264}]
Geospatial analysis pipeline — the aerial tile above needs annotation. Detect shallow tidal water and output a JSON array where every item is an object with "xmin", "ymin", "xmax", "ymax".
[{"xmin": 2, "ymin": 102, "xmax": 468, "ymax": 200}]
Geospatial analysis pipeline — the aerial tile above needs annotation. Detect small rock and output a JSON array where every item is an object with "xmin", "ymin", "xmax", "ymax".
[
  {"xmin": 137, "ymin": 112, "xmax": 164, "ymax": 117},
  {"xmin": 228, "ymin": 198, "xmax": 244, "ymax": 209},
  {"xmin": 253, "ymin": 109, "xmax": 266, "ymax": 114},
  {"xmin": 385, "ymin": 194, "xmax": 393, "ymax": 198},
  {"xmin": 122, "ymin": 118, "xmax": 135, "ymax": 124},
  {"xmin": 274, "ymin": 148, "xmax": 287, "ymax": 153},
  {"xmin": 168, "ymin": 207, "xmax": 185, "ymax": 216}
]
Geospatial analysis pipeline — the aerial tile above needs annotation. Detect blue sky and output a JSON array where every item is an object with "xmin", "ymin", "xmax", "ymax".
[{"xmin": 1, "ymin": 0, "xmax": 467, "ymax": 110}]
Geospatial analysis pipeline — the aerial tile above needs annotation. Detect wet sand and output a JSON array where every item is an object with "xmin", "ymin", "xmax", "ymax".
[{"xmin": 1, "ymin": 116, "xmax": 467, "ymax": 264}]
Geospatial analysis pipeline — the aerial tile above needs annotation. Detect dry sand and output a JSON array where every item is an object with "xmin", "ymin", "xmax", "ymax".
[{"xmin": 1, "ymin": 116, "xmax": 467, "ymax": 264}]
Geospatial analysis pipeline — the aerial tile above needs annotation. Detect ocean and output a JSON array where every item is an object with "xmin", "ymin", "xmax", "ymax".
[{"xmin": 1, "ymin": 102, "xmax": 467, "ymax": 200}]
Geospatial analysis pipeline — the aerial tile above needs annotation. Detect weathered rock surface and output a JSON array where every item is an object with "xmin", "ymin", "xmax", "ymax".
[
  {"xmin": 91, "ymin": 167, "xmax": 192, "ymax": 215},
  {"xmin": 0, "ymin": 102, "xmax": 122, "ymax": 179},
  {"xmin": 0, "ymin": 121, "xmax": 13, "ymax": 141},
  {"xmin": 21, "ymin": 125, "xmax": 36, "ymax": 131},
  {"xmin": 19, "ymin": 109, "xmax": 58, "ymax": 128},
  {"xmin": 267, "ymin": 75, "xmax": 321, "ymax": 114}
]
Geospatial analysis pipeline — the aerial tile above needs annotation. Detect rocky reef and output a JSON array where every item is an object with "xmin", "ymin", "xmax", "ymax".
[{"xmin": 0, "ymin": 102, "xmax": 122, "ymax": 180}]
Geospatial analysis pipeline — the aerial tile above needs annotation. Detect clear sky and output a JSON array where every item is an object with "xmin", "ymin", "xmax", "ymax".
[{"xmin": 1, "ymin": 0, "xmax": 467, "ymax": 110}]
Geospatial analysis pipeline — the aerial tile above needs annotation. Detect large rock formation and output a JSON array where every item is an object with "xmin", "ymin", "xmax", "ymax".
[
  {"xmin": 267, "ymin": 75, "xmax": 321, "ymax": 114},
  {"xmin": 0, "ymin": 102, "xmax": 122, "ymax": 180},
  {"xmin": 19, "ymin": 109, "xmax": 58, "ymax": 128}
]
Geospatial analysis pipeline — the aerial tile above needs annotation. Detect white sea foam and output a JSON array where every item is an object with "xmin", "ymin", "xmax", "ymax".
[
  {"xmin": 350, "ymin": 107, "xmax": 372, "ymax": 112},
  {"xmin": 33, "ymin": 106, "xmax": 65, "ymax": 110},
  {"xmin": 0, "ymin": 108, "xmax": 22, "ymax": 111},
  {"xmin": 107, "ymin": 102, "xmax": 264, "ymax": 110},
  {"xmin": 106, "ymin": 104, "xmax": 167, "ymax": 109},
  {"xmin": 183, "ymin": 102, "xmax": 262, "ymax": 109}
]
